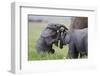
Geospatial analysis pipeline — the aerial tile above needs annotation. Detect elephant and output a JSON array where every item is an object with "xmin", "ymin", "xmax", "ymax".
[
  {"xmin": 36, "ymin": 23, "xmax": 65, "ymax": 54},
  {"xmin": 59, "ymin": 26, "xmax": 88, "ymax": 58}
]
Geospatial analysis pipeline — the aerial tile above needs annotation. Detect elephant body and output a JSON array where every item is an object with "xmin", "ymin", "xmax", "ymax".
[{"xmin": 61, "ymin": 28, "xmax": 88, "ymax": 58}]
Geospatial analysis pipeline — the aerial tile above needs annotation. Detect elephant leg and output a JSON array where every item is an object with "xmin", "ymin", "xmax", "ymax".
[
  {"xmin": 67, "ymin": 42, "xmax": 78, "ymax": 59},
  {"xmin": 48, "ymin": 45, "xmax": 55, "ymax": 54},
  {"xmin": 50, "ymin": 49, "xmax": 55, "ymax": 54},
  {"xmin": 80, "ymin": 52, "xmax": 87, "ymax": 58},
  {"xmin": 54, "ymin": 41, "xmax": 58, "ymax": 47},
  {"xmin": 80, "ymin": 37, "xmax": 88, "ymax": 58},
  {"xmin": 60, "ymin": 39, "xmax": 63, "ymax": 49}
]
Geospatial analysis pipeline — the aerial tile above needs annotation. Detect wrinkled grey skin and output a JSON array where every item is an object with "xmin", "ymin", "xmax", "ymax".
[
  {"xmin": 60, "ymin": 28, "xmax": 88, "ymax": 58},
  {"xmin": 36, "ymin": 23, "xmax": 63, "ymax": 54}
]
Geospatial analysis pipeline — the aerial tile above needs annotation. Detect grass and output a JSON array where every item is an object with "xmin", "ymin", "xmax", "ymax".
[{"xmin": 28, "ymin": 22, "xmax": 69, "ymax": 61}]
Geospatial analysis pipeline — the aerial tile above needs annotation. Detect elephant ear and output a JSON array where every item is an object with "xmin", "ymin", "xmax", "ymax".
[{"xmin": 41, "ymin": 28, "xmax": 57, "ymax": 37}]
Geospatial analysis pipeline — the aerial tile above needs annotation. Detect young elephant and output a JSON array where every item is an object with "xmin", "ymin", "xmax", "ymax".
[
  {"xmin": 36, "ymin": 23, "xmax": 62, "ymax": 54},
  {"xmin": 60, "ymin": 27, "xmax": 88, "ymax": 58}
]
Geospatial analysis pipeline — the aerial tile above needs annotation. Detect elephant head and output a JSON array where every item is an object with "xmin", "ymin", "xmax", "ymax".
[{"xmin": 36, "ymin": 23, "xmax": 66, "ymax": 54}]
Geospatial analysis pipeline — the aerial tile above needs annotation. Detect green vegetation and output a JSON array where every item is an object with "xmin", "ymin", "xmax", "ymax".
[{"xmin": 28, "ymin": 22, "xmax": 69, "ymax": 61}]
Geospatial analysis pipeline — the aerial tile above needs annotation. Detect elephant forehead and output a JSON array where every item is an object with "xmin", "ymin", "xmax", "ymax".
[{"xmin": 41, "ymin": 29, "xmax": 57, "ymax": 37}]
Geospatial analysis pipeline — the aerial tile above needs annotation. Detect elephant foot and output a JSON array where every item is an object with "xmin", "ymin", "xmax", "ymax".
[{"xmin": 80, "ymin": 52, "xmax": 87, "ymax": 58}]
